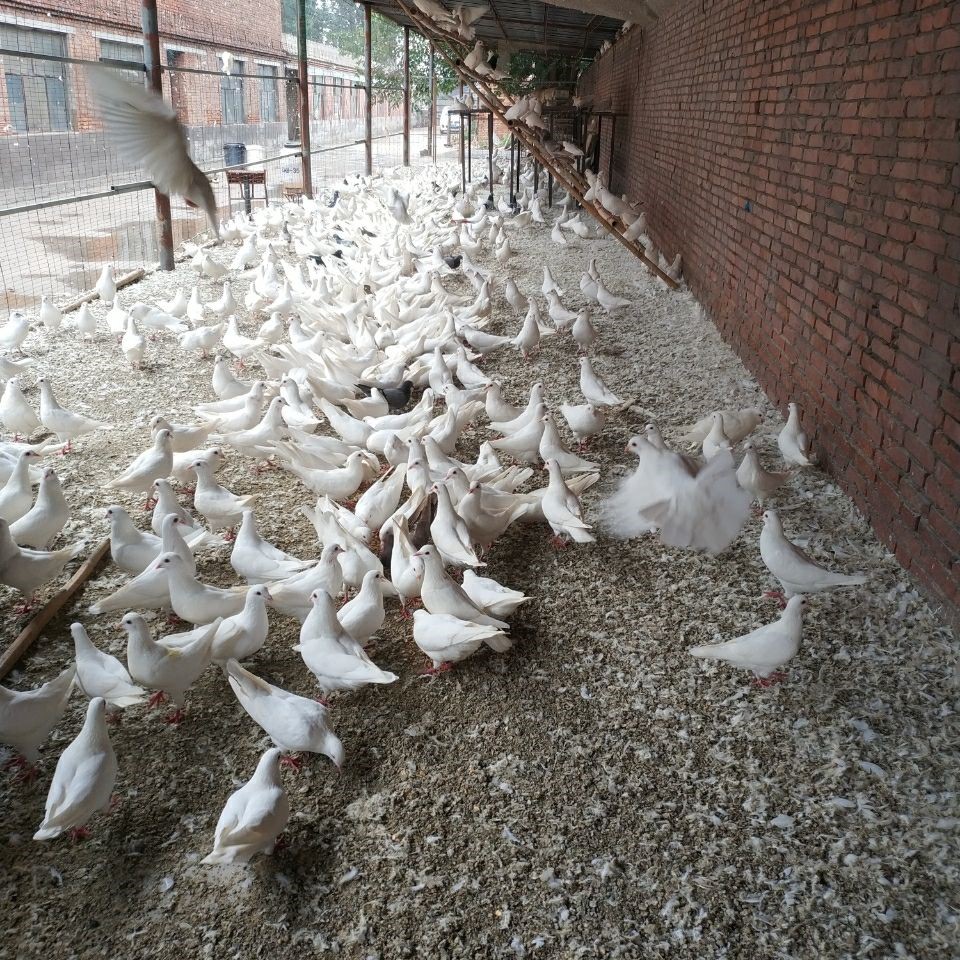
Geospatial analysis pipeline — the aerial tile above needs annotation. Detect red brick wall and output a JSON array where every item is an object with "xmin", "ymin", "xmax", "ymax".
[{"xmin": 580, "ymin": 0, "xmax": 959, "ymax": 620}]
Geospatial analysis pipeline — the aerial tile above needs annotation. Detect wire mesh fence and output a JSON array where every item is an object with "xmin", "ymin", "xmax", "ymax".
[{"xmin": 0, "ymin": 4, "xmax": 447, "ymax": 313}]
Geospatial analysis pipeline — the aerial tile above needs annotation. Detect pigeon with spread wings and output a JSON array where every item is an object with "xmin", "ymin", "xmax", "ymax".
[{"xmin": 88, "ymin": 66, "xmax": 219, "ymax": 237}]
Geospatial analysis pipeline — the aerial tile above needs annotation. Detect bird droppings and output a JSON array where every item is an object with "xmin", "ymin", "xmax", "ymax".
[{"xmin": 0, "ymin": 162, "xmax": 957, "ymax": 959}]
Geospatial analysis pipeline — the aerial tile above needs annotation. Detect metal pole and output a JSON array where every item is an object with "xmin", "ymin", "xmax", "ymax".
[
  {"xmin": 140, "ymin": 0, "xmax": 173, "ymax": 269},
  {"xmin": 364, "ymin": 3, "xmax": 373, "ymax": 176},
  {"xmin": 487, "ymin": 110, "xmax": 493, "ymax": 207},
  {"xmin": 428, "ymin": 42, "xmax": 435, "ymax": 160},
  {"xmin": 402, "ymin": 26, "xmax": 410, "ymax": 166},
  {"xmin": 296, "ymin": 0, "xmax": 313, "ymax": 198}
]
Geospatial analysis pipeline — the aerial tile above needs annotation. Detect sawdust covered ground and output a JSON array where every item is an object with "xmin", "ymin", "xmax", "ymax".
[{"xmin": 0, "ymin": 169, "xmax": 956, "ymax": 959}]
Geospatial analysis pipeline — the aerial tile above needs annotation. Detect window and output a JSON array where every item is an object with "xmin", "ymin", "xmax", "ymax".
[
  {"xmin": 0, "ymin": 24, "xmax": 70, "ymax": 132},
  {"xmin": 220, "ymin": 59, "xmax": 245, "ymax": 124},
  {"xmin": 310, "ymin": 70, "xmax": 323, "ymax": 120},
  {"xmin": 98, "ymin": 38, "xmax": 144, "ymax": 85},
  {"xmin": 258, "ymin": 63, "xmax": 278, "ymax": 123}
]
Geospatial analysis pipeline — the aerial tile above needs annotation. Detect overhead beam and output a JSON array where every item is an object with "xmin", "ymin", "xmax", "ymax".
[{"xmin": 540, "ymin": 0, "xmax": 658, "ymax": 25}]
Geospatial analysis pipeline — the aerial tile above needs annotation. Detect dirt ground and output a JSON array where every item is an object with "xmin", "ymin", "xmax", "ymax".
[{"xmin": 0, "ymin": 164, "xmax": 956, "ymax": 960}]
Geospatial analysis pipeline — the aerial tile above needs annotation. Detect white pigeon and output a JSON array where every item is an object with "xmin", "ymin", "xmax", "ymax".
[
  {"xmin": 160, "ymin": 289, "xmax": 188, "ymax": 318},
  {"xmin": 39, "ymin": 296, "xmax": 63, "ymax": 334},
  {"xmin": 681, "ymin": 407, "xmax": 762, "ymax": 445},
  {"xmin": 34, "ymin": 697, "xmax": 118, "ymax": 841},
  {"xmin": 599, "ymin": 436, "xmax": 750, "ymax": 555},
  {"xmin": 192, "ymin": 459, "xmax": 256, "ymax": 533},
  {"xmin": 224, "ymin": 659, "xmax": 344, "ymax": 769},
  {"xmin": 778, "ymin": 402, "xmax": 815, "ymax": 466},
  {"xmin": 122, "ymin": 612, "xmax": 216, "ymax": 720},
  {"xmin": 546, "ymin": 291, "xmax": 579, "ymax": 330},
  {"xmin": 571, "ymin": 310, "xmax": 598, "ymax": 352},
  {"xmin": 37, "ymin": 377, "xmax": 111, "ymax": 453},
  {"xmin": 0, "ymin": 519, "xmax": 84, "ymax": 608},
  {"xmin": 559, "ymin": 402, "xmax": 605, "ymax": 448},
  {"xmin": 71, "ymin": 622, "xmax": 147, "ymax": 710},
  {"xmin": 701, "ymin": 413, "xmax": 733, "ymax": 460},
  {"xmin": 461, "ymin": 570, "xmax": 531, "ymax": 619},
  {"xmin": 541, "ymin": 458, "xmax": 595, "ymax": 546},
  {"xmin": 268, "ymin": 543, "xmax": 344, "ymax": 621},
  {"xmin": 0, "ymin": 449, "xmax": 41, "ymax": 523},
  {"xmin": 736, "ymin": 443, "xmax": 793, "ymax": 504},
  {"xmin": 0, "ymin": 377, "xmax": 41, "ymax": 439},
  {"xmin": 504, "ymin": 278, "xmax": 528, "ymax": 311},
  {"xmin": 106, "ymin": 428, "xmax": 173, "ymax": 502},
  {"xmin": 202, "ymin": 747, "xmax": 290, "ymax": 865},
  {"xmin": 689, "ymin": 595, "xmax": 806, "ymax": 684},
  {"xmin": 594, "ymin": 280, "xmax": 631, "ymax": 312},
  {"xmin": 230, "ymin": 510, "xmax": 312, "ymax": 582},
  {"xmin": 429, "ymin": 481, "xmax": 482, "ymax": 568},
  {"xmin": 10, "ymin": 466, "xmax": 69, "ymax": 548},
  {"xmin": 760, "ymin": 509, "xmax": 868, "ymax": 600},
  {"xmin": 149, "ymin": 415, "xmax": 218, "ymax": 454},
  {"xmin": 412, "ymin": 610, "xmax": 512, "ymax": 673},
  {"xmin": 578, "ymin": 357, "xmax": 622, "ymax": 407},
  {"xmin": 76, "ymin": 302, "xmax": 97, "ymax": 339},
  {"xmin": 0, "ymin": 312, "xmax": 31, "ymax": 353},
  {"xmin": 541, "ymin": 265, "xmax": 564, "ymax": 296},
  {"xmin": 89, "ymin": 66, "xmax": 219, "ymax": 236},
  {"xmin": 294, "ymin": 590, "xmax": 397, "ymax": 698},
  {"xmin": 413, "ymin": 545, "xmax": 509, "ymax": 629},
  {"xmin": 155, "ymin": 551, "xmax": 247, "ymax": 623},
  {"xmin": 338, "ymin": 569, "xmax": 387, "ymax": 645},
  {"xmin": 121, "ymin": 316, "xmax": 146, "ymax": 369},
  {"xmin": 179, "ymin": 323, "xmax": 224, "ymax": 358},
  {"xmin": 0, "ymin": 664, "xmax": 75, "ymax": 770},
  {"xmin": 538, "ymin": 413, "xmax": 598, "ymax": 475},
  {"xmin": 210, "ymin": 585, "xmax": 271, "ymax": 663}
]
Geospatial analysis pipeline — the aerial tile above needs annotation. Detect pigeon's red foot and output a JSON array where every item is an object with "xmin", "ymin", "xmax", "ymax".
[
  {"xmin": 179, "ymin": 486, "xmax": 196, "ymax": 497},
  {"xmin": 549, "ymin": 535, "xmax": 569, "ymax": 550},
  {"xmin": 279, "ymin": 753, "xmax": 304, "ymax": 772},
  {"xmin": 314, "ymin": 696, "xmax": 330, "ymax": 707},
  {"xmin": 105, "ymin": 710, "xmax": 123, "ymax": 726},
  {"xmin": 14, "ymin": 762, "xmax": 40, "ymax": 785},
  {"xmin": 164, "ymin": 708, "xmax": 186, "ymax": 726},
  {"xmin": 763, "ymin": 590, "xmax": 787, "ymax": 609},
  {"xmin": 59, "ymin": 441, "xmax": 73, "ymax": 456},
  {"xmin": 341, "ymin": 499, "xmax": 357, "ymax": 511},
  {"xmin": 147, "ymin": 690, "xmax": 169, "ymax": 710},
  {"xmin": 753, "ymin": 671, "xmax": 788, "ymax": 688},
  {"xmin": 165, "ymin": 612, "xmax": 185, "ymax": 626},
  {"xmin": 12, "ymin": 600, "xmax": 36, "ymax": 616},
  {"xmin": 271, "ymin": 833, "xmax": 289, "ymax": 853},
  {"xmin": 222, "ymin": 528, "xmax": 237, "ymax": 543},
  {"xmin": 142, "ymin": 496, "xmax": 157, "ymax": 511},
  {"xmin": 420, "ymin": 661, "xmax": 453, "ymax": 677},
  {"xmin": 69, "ymin": 826, "xmax": 91, "ymax": 842}
]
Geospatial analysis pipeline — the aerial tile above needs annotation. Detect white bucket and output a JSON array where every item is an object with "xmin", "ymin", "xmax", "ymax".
[{"xmin": 246, "ymin": 144, "xmax": 265, "ymax": 171}]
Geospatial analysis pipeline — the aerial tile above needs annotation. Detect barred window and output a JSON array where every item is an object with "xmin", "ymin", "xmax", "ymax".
[
  {"xmin": 0, "ymin": 24, "xmax": 70, "ymax": 132},
  {"xmin": 221, "ymin": 59, "xmax": 245, "ymax": 124},
  {"xmin": 258, "ymin": 63, "xmax": 278, "ymax": 122}
]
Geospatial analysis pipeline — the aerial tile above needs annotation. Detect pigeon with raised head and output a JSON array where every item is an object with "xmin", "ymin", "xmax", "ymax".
[
  {"xmin": 0, "ymin": 378, "xmax": 41, "ymax": 439},
  {"xmin": 760, "ymin": 509, "xmax": 868, "ymax": 601},
  {"xmin": 71, "ymin": 622, "xmax": 146, "ymax": 710},
  {"xmin": 736, "ymin": 443, "xmax": 792, "ymax": 504},
  {"xmin": 34, "ymin": 698, "xmax": 117, "ymax": 841},
  {"xmin": 778, "ymin": 402, "xmax": 815, "ymax": 466},
  {"xmin": 690, "ymin": 596, "xmax": 806, "ymax": 684},
  {"xmin": 37, "ymin": 378, "xmax": 111, "ymax": 453},
  {"xmin": 10, "ymin": 467, "xmax": 69, "ymax": 548}
]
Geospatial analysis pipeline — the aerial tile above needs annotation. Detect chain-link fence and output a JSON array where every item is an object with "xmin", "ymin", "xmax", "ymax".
[{"xmin": 0, "ymin": 4, "xmax": 449, "ymax": 312}]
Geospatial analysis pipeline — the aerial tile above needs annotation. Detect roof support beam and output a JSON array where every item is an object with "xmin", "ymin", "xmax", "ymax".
[{"xmin": 542, "ymin": 0, "xmax": 657, "ymax": 28}]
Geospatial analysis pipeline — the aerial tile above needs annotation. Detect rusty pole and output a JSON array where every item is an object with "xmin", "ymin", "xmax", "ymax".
[
  {"xmin": 402, "ymin": 25, "xmax": 411, "ymax": 166},
  {"xmin": 140, "ymin": 0, "xmax": 173, "ymax": 269},
  {"xmin": 297, "ymin": 0, "xmax": 313, "ymax": 198},
  {"xmin": 364, "ymin": 3, "xmax": 373, "ymax": 175}
]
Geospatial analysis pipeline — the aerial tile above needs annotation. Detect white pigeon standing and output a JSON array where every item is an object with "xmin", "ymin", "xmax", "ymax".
[
  {"xmin": 224, "ymin": 659, "xmax": 344, "ymax": 770},
  {"xmin": 0, "ymin": 449, "xmax": 41, "ymax": 523},
  {"xmin": 689, "ymin": 595, "xmax": 806, "ymax": 685},
  {"xmin": 759, "ymin": 509, "xmax": 868, "ymax": 603},
  {"xmin": 71, "ymin": 622, "xmax": 147, "ymax": 714},
  {"xmin": 10, "ymin": 466, "xmax": 70, "ymax": 548},
  {"xmin": 0, "ymin": 312, "xmax": 31, "ymax": 353},
  {"xmin": 37, "ymin": 377, "xmax": 111, "ymax": 453},
  {"xmin": 578, "ymin": 357, "xmax": 622, "ymax": 407},
  {"xmin": 736, "ymin": 443, "xmax": 793, "ymax": 505},
  {"xmin": 778, "ymin": 402, "xmax": 815, "ymax": 466},
  {"xmin": 39, "ymin": 296, "xmax": 63, "ymax": 334},
  {"xmin": 122, "ymin": 612, "xmax": 215, "ymax": 723},
  {"xmin": 202, "ymin": 748, "xmax": 290, "ymax": 865},
  {"xmin": 0, "ymin": 378, "xmax": 41, "ymax": 439},
  {"xmin": 701, "ymin": 413, "xmax": 733, "ymax": 460},
  {"xmin": 96, "ymin": 265, "xmax": 117, "ymax": 305},
  {"xmin": 0, "ymin": 519, "xmax": 84, "ymax": 610},
  {"xmin": 192, "ymin": 459, "xmax": 256, "ymax": 535},
  {"xmin": 230, "ymin": 509, "xmax": 311, "ymax": 582},
  {"xmin": 106, "ymin": 428, "xmax": 173, "ymax": 506},
  {"xmin": 411, "ymin": 610, "xmax": 512, "ymax": 674},
  {"xmin": 210, "ymin": 585, "xmax": 272, "ymax": 663},
  {"xmin": 121, "ymin": 315, "xmax": 146, "ymax": 370},
  {"xmin": 413, "ymin": 545, "xmax": 509, "ymax": 629},
  {"xmin": 571, "ymin": 310, "xmax": 597, "ymax": 353},
  {"xmin": 461, "ymin": 570, "xmax": 530, "ymax": 618},
  {"xmin": 338, "ymin": 569, "xmax": 387, "ymax": 646},
  {"xmin": 541, "ymin": 458, "xmax": 595, "ymax": 547},
  {"xmin": 559, "ymin": 402, "xmax": 605, "ymax": 449},
  {"xmin": 34, "ymin": 697, "xmax": 118, "ymax": 841},
  {"xmin": 76, "ymin": 302, "xmax": 97, "ymax": 339},
  {"xmin": 541, "ymin": 265, "xmax": 563, "ymax": 296},
  {"xmin": 0, "ymin": 664, "xmax": 75, "ymax": 774},
  {"xmin": 294, "ymin": 590, "xmax": 397, "ymax": 699}
]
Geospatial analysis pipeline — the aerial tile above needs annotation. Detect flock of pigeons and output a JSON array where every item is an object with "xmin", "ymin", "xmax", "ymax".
[{"xmin": 0, "ymin": 65, "xmax": 870, "ymax": 868}]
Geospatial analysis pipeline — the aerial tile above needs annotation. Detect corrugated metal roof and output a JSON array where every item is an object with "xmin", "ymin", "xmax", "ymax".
[{"xmin": 365, "ymin": 1, "xmax": 624, "ymax": 56}]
